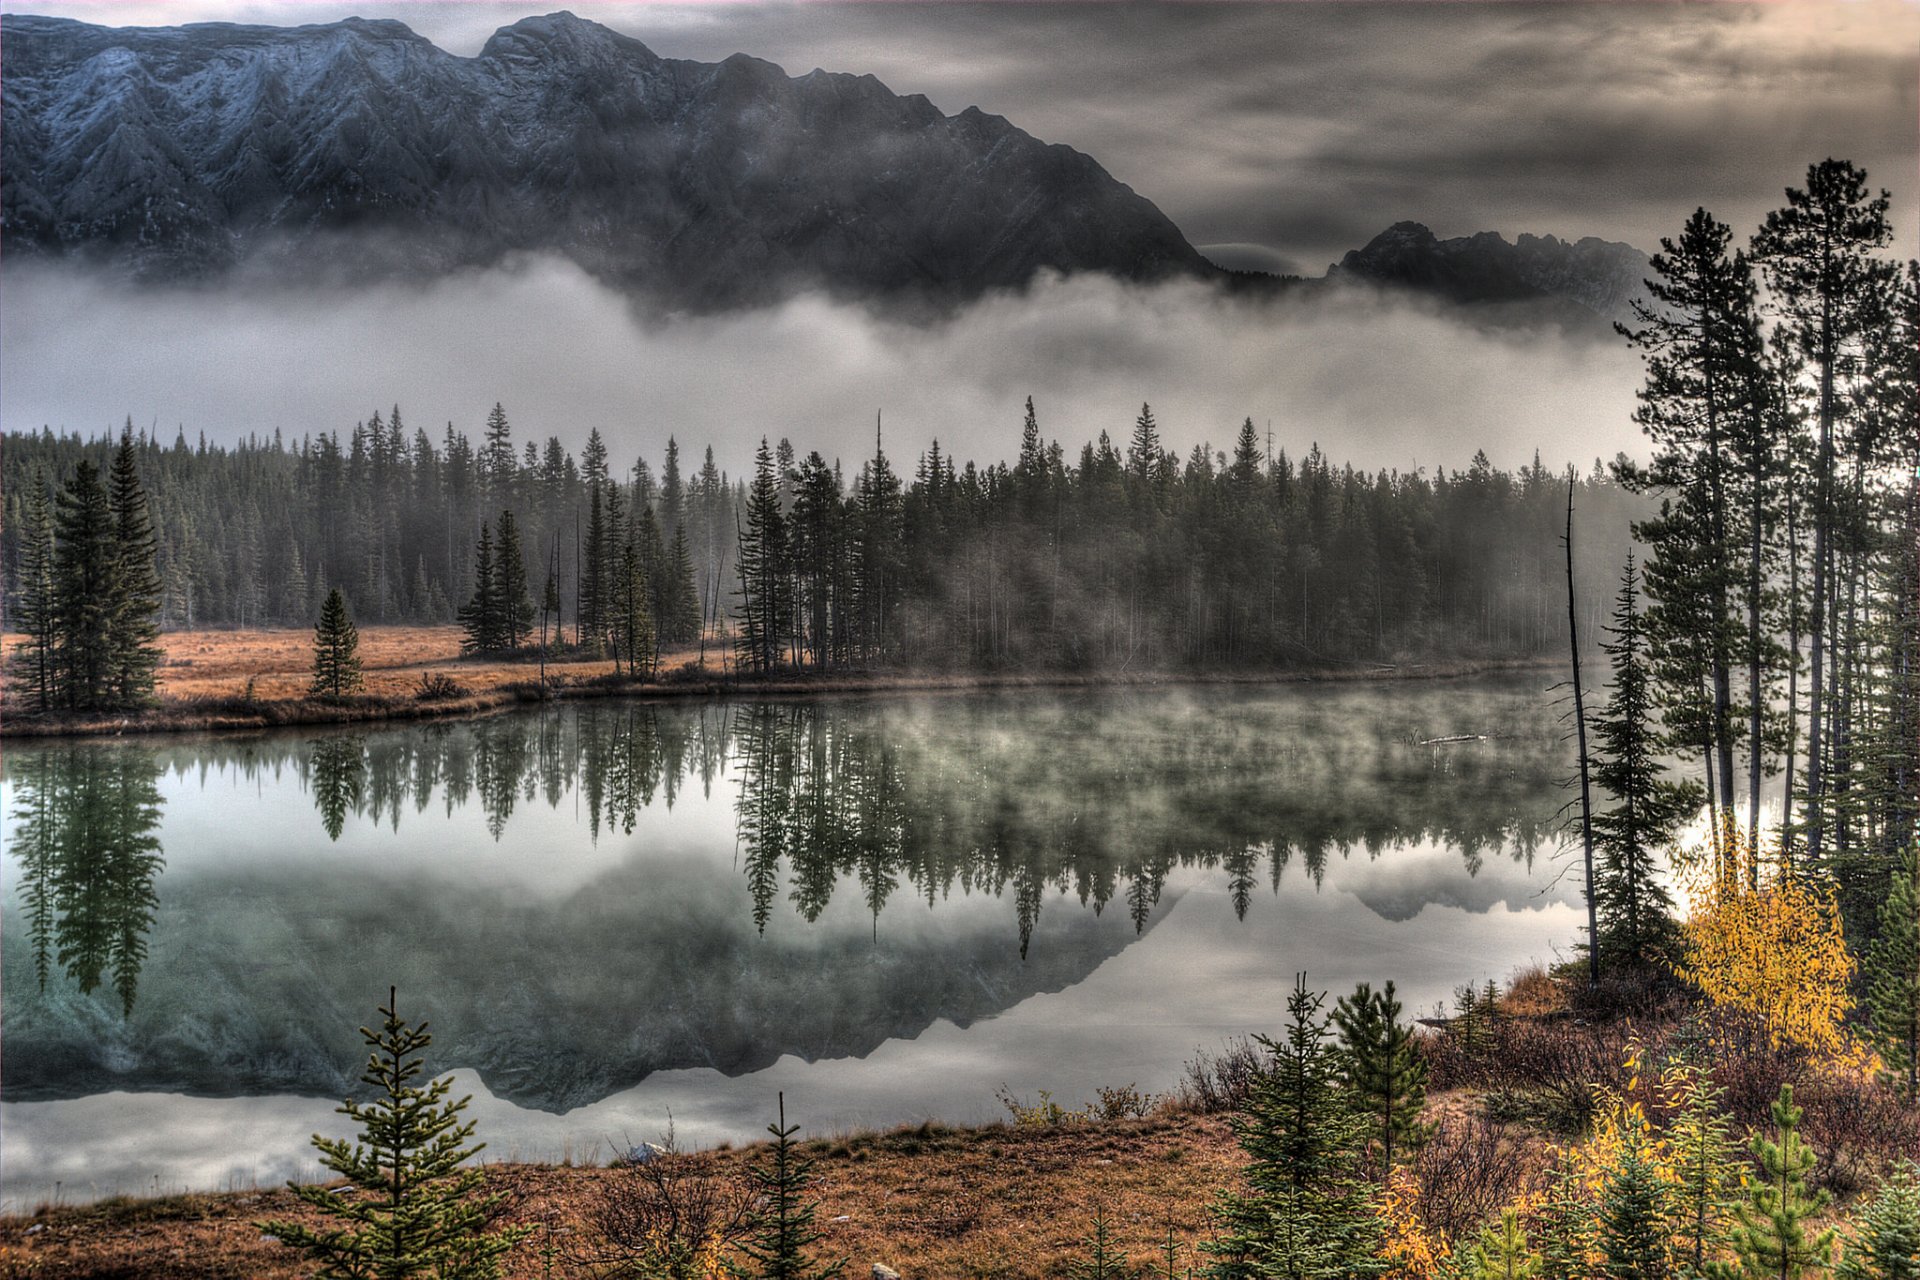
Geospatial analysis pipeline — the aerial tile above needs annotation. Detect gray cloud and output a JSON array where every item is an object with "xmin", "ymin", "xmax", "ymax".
[{"xmin": 0, "ymin": 257, "xmax": 1645, "ymax": 475}]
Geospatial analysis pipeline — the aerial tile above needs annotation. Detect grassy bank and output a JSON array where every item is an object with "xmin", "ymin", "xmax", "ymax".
[
  {"xmin": 7, "ymin": 965, "xmax": 1917, "ymax": 1280},
  {"xmin": 0, "ymin": 625, "xmax": 1564, "ymax": 739},
  {"xmin": 0, "ymin": 1113, "xmax": 1243, "ymax": 1280}
]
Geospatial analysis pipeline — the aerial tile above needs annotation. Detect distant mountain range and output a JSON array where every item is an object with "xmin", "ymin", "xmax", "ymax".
[
  {"xmin": 0, "ymin": 11, "xmax": 1212, "ymax": 310},
  {"xmin": 1, "ymin": 11, "xmax": 1650, "ymax": 326},
  {"xmin": 1328, "ymin": 221, "xmax": 1651, "ymax": 328}
]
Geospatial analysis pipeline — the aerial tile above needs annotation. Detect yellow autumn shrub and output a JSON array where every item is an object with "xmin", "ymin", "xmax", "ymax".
[{"xmin": 1671, "ymin": 829, "xmax": 1859, "ymax": 1055}]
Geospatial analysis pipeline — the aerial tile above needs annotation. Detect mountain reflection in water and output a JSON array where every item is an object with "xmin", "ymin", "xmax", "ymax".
[{"xmin": 2, "ymin": 681, "xmax": 1569, "ymax": 1116}]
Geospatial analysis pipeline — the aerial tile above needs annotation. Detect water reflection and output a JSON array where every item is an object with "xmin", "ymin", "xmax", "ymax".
[
  {"xmin": 290, "ymin": 691, "xmax": 1560, "ymax": 945},
  {"xmin": 10, "ymin": 745, "xmax": 165, "ymax": 1015},
  {"xmin": 1, "ymin": 681, "xmax": 1570, "ymax": 1115}
]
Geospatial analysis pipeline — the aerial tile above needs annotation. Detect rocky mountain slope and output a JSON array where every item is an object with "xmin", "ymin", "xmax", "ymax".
[
  {"xmin": 0, "ymin": 11, "xmax": 1215, "ymax": 309},
  {"xmin": 1328, "ymin": 221, "xmax": 1651, "ymax": 326}
]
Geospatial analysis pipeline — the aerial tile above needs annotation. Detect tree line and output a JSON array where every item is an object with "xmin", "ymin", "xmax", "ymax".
[{"xmin": 3, "ymin": 402, "xmax": 1645, "ymax": 692}]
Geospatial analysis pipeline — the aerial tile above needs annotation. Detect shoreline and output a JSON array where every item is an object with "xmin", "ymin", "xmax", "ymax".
[{"xmin": 0, "ymin": 651, "xmax": 1565, "ymax": 741}]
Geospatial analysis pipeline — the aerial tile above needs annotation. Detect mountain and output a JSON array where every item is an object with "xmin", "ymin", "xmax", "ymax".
[
  {"xmin": 1328, "ymin": 221, "xmax": 1651, "ymax": 327},
  {"xmin": 0, "ymin": 11, "xmax": 1215, "ymax": 310}
]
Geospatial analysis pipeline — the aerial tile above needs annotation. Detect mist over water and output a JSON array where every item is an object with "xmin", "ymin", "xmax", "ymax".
[
  {"xmin": 1, "ymin": 679, "xmax": 1583, "ymax": 1207},
  {"xmin": 0, "ymin": 257, "xmax": 1644, "ymax": 474}
]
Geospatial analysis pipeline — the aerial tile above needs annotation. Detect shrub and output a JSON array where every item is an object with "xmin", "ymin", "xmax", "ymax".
[
  {"xmin": 577, "ymin": 1124, "xmax": 749, "ymax": 1280},
  {"xmin": 1172, "ymin": 1037, "xmax": 1271, "ymax": 1114},
  {"xmin": 416, "ymin": 671, "xmax": 464, "ymax": 701}
]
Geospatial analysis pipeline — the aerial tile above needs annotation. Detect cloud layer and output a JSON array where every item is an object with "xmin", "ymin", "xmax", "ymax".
[{"xmin": 1, "ymin": 259, "xmax": 1646, "ymax": 475}]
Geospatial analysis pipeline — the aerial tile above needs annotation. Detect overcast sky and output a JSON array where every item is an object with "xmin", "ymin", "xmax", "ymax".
[
  {"xmin": 6, "ymin": 1, "xmax": 1916, "ymax": 271},
  {"xmin": 4, "ymin": 1, "xmax": 1916, "ymax": 469}
]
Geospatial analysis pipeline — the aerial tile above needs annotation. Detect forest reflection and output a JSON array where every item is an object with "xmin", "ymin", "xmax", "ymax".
[
  {"xmin": 294, "ymin": 687, "xmax": 1568, "ymax": 942},
  {"xmin": 6, "ymin": 683, "xmax": 1570, "ymax": 1019},
  {"xmin": 9, "ymin": 745, "xmax": 165, "ymax": 1016}
]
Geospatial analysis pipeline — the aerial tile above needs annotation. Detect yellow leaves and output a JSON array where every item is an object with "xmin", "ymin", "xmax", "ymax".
[
  {"xmin": 1672, "ymin": 833, "xmax": 1859, "ymax": 1055},
  {"xmin": 1376, "ymin": 1167, "xmax": 1448, "ymax": 1280}
]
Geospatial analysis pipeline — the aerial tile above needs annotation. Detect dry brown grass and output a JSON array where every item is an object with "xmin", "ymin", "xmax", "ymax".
[
  {"xmin": 0, "ymin": 1115, "xmax": 1242, "ymax": 1280},
  {"xmin": 1, "ymin": 628, "xmax": 1563, "ymax": 739},
  {"xmin": 3, "ymin": 626, "xmax": 705, "ymax": 704}
]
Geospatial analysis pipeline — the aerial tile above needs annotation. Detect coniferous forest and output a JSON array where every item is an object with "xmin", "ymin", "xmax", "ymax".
[{"xmin": 3, "ymin": 406, "xmax": 1645, "ymax": 679}]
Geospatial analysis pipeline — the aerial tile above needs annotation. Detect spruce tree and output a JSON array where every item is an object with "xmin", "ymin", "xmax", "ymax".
[
  {"xmin": 1598, "ymin": 1126, "xmax": 1674, "ymax": 1280},
  {"xmin": 458, "ymin": 524, "xmax": 499, "ymax": 655},
  {"xmin": 286, "ymin": 542, "xmax": 311, "ymax": 624},
  {"xmin": 107, "ymin": 425, "xmax": 164, "ymax": 706},
  {"xmin": 52, "ymin": 459, "xmax": 119, "ymax": 710},
  {"xmin": 1590, "ymin": 555, "xmax": 1698, "ymax": 967},
  {"xmin": 311, "ymin": 587, "xmax": 365, "ymax": 700},
  {"xmin": 663, "ymin": 522, "xmax": 703, "ymax": 646},
  {"xmin": 582, "ymin": 480, "xmax": 608, "ymax": 653},
  {"xmin": 1837, "ymin": 1163, "xmax": 1920, "ymax": 1280},
  {"xmin": 1536, "ymin": 1166, "xmax": 1600, "ymax": 1280},
  {"xmin": 1472, "ymin": 1208, "xmax": 1543, "ymax": 1280},
  {"xmin": 1069, "ymin": 1208, "xmax": 1138, "ymax": 1280},
  {"xmin": 1204, "ymin": 974, "xmax": 1383, "ymax": 1280},
  {"xmin": 616, "ymin": 536, "xmax": 655, "ymax": 679},
  {"xmin": 736, "ymin": 438, "xmax": 789, "ymax": 675},
  {"xmin": 13, "ymin": 472, "xmax": 58, "ymax": 711},
  {"xmin": 1668, "ymin": 1067, "xmax": 1741, "ymax": 1278},
  {"xmin": 259, "ymin": 988, "xmax": 529, "ymax": 1277},
  {"xmin": 491, "ymin": 510, "xmax": 534, "ymax": 650},
  {"xmin": 1718, "ymin": 1085, "xmax": 1835, "ymax": 1280},
  {"xmin": 1866, "ymin": 847, "xmax": 1920, "ymax": 1097},
  {"xmin": 1332, "ymin": 980, "xmax": 1430, "ymax": 1179},
  {"xmin": 733, "ymin": 1092, "xmax": 845, "ymax": 1280}
]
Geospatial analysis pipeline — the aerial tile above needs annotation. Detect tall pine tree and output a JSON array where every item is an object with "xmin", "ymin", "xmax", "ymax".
[{"xmin": 310, "ymin": 587, "xmax": 365, "ymax": 700}]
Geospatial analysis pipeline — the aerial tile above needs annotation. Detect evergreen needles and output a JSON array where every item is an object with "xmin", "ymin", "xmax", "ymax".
[{"xmin": 258, "ymin": 987, "xmax": 529, "ymax": 1278}]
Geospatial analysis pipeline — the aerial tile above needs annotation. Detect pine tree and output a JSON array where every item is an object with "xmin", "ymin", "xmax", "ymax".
[
  {"xmin": 107, "ymin": 426, "xmax": 164, "ymax": 706},
  {"xmin": 1069, "ymin": 1208, "xmax": 1138, "ymax": 1280},
  {"xmin": 1590, "ymin": 555, "xmax": 1699, "ymax": 967},
  {"xmin": 1837, "ymin": 1163, "xmax": 1920, "ymax": 1280},
  {"xmin": 1536, "ymin": 1166, "xmax": 1600, "ymax": 1280},
  {"xmin": 1866, "ymin": 847, "xmax": 1920, "ymax": 1097},
  {"xmin": 491, "ymin": 510, "xmax": 534, "ymax": 650},
  {"xmin": 732, "ymin": 1093, "xmax": 845, "ymax": 1280},
  {"xmin": 1332, "ymin": 980, "xmax": 1430, "ymax": 1179},
  {"xmin": 258, "ymin": 988, "xmax": 530, "ymax": 1278},
  {"xmin": 662, "ymin": 522, "xmax": 703, "ymax": 646},
  {"xmin": 1204, "ymin": 974, "xmax": 1383, "ymax": 1280},
  {"xmin": 52, "ymin": 459, "xmax": 119, "ymax": 710},
  {"xmin": 1717, "ymin": 1085, "xmax": 1835, "ymax": 1280},
  {"xmin": 1752, "ymin": 160, "xmax": 1893, "ymax": 869},
  {"xmin": 1598, "ymin": 1125, "xmax": 1674, "ymax": 1280},
  {"xmin": 13, "ymin": 472, "xmax": 58, "ymax": 711},
  {"xmin": 459, "ymin": 524, "xmax": 499, "ymax": 655},
  {"xmin": 1471, "ymin": 1208, "xmax": 1543, "ymax": 1280},
  {"xmin": 286, "ymin": 542, "xmax": 311, "ymax": 624},
  {"xmin": 1617, "ymin": 209, "xmax": 1761, "ymax": 864},
  {"xmin": 582, "ymin": 479, "xmax": 608, "ymax": 652},
  {"xmin": 615, "ymin": 536, "xmax": 655, "ymax": 679},
  {"xmin": 736, "ymin": 438, "xmax": 789, "ymax": 675},
  {"xmin": 311, "ymin": 587, "xmax": 365, "ymax": 700},
  {"xmin": 1668, "ymin": 1067, "xmax": 1741, "ymax": 1278}
]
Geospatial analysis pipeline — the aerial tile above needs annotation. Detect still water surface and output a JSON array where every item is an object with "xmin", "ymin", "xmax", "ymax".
[{"xmin": 1, "ymin": 678, "xmax": 1582, "ymax": 1206}]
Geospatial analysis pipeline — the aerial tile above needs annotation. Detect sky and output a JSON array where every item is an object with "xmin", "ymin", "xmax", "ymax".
[{"xmin": 3, "ymin": 1, "xmax": 1916, "ymax": 471}]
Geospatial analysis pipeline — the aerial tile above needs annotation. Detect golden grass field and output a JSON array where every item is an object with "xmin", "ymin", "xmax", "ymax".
[{"xmin": 5, "ymin": 625, "xmax": 711, "ymax": 702}]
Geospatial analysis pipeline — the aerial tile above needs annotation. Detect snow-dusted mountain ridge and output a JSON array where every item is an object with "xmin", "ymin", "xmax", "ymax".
[{"xmin": 1, "ymin": 11, "xmax": 1216, "ymax": 309}]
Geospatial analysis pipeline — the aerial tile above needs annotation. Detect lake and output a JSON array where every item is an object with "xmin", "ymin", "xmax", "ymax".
[{"xmin": 1, "ymin": 676, "xmax": 1583, "ymax": 1208}]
